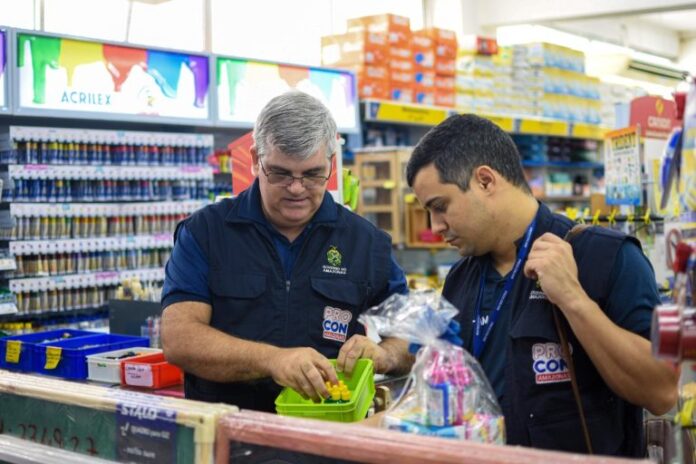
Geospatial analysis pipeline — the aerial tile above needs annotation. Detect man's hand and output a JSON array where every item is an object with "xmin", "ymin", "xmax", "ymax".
[
  {"xmin": 337, "ymin": 335, "xmax": 393, "ymax": 375},
  {"xmin": 267, "ymin": 347, "xmax": 338, "ymax": 402},
  {"xmin": 523, "ymin": 232, "xmax": 587, "ymax": 311}
]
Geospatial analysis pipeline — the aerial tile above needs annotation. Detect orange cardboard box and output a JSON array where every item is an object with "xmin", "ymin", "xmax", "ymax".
[
  {"xmin": 414, "ymin": 89, "xmax": 436, "ymax": 106},
  {"xmin": 390, "ymin": 47, "xmax": 413, "ymax": 61},
  {"xmin": 348, "ymin": 14, "xmax": 411, "ymax": 34},
  {"xmin": 434, "ymin": 58, "xmax": 456, "ymax": 76},
  {"xmin": 414, "ymin": 70, "xmax": 436, "ymax": 88},
  {"xmin": 435, "ymin": 89, "xmax": 455, "ymax": 107},
  {"xmin": 435, "ymin": 75, "xmax": 455, "ymax": 90},
  {"xmin": 358, "ymin": 77, "xmax": 390, "ymax": 100},
  {"xmin": 390, "ymin": 70, "xmax": 414, "ymax": 85},
  {"xmin": 389, "ymin": 59, "xmax": 414, "ymax": 72},
  {"xmin": 389, "ymin": 85, "xmax": 414, "ymax": 103},
  {"xmin": 321, "ymin": 31, "xmax": 389, "ymax": 67},
  {"xmin": 348, "ymin": 14, "xmax": 412, "ymax": 48},
  {"xmin": 413, "ymin": 33, "xmax": 435, "ymax": 70},
  {"xmin": 420, "ymin": 28, "xmax": 458, "ymax": 59},
  {"xmin": 345, "ymin": 65, "xmax": 389, "ymax": 80}
]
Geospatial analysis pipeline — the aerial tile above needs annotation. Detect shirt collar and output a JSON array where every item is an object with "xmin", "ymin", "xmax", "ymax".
[
  {"xmin": 235, "ymin": 178, "xmax": 338, "ymax": 227},
  {"xmin": 513, "ymin": 200, "xmax": 550, "ymax": 249}
]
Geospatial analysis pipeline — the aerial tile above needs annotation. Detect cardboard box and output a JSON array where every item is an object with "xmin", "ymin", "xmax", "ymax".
[
  {"xmin": 435, "ymin": 75, "xmax": 455, "ymax": 90},
  {"xmin": 419, "ymin": 28, "xmax": 458, "ymax": 59},
  {"xmin": 321, "ymin": 31, "xmax": 389, "ymax": 67},
  {"xmin": 390, "ymin": 85, "xmax": 414, "ymax": 103},
  {"xmin": 435, "ymin": 89, "xmax": 455, "ymax": 107},
  {"xmin": 348, "ymin": 14, "xmax": 412, "ymax": 48},
  {"xmin": 389, "ymin": 59, "xmax": 414, "ymax": 72},
  {"xmin": 348, "ymin": 14, "xmax": 410, "ymax": 34},
  {"xmin": 358, "ymin": 78, "xmax": 390, "ymax": 100},
  {"xmin": 414, "ymin": 88, "xmax": 435, "ymax": 106},
  {"xmin": 435, "ymin": 58, "xmax": 456, "ymax": 76},
  {"xmin": 414, "ymin": 70, "xmax": 436, "ymax": 88},
  {"xmin": 390, "ymin": 70, "xmax": 414, "ymax": 85},
  {"xmin": 346, "ymin": 65, "xmax": 389, "ymax": 80},
  {"xmin": 413, "ymin": 33, "xmax": 435, "ymax": 70}
]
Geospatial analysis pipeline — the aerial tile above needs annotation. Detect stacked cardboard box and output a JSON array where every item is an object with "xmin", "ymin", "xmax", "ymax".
[
  {"xmin": 321, "ymin": 30, "xmax": 391, "ymax": 100},
  {"xmin": 421, "ymin": 28, "xmax": 457, "ymax": 107},
  {"xmin": 456, "ymin": 36, "xmax": 522, "ymax": 115},
  {"xmin": 412, "ymin": 32, "xmax": 436, "ymax": 106},
  {"xmin": 321, "ymin": 15, "xmax": 457, "ymax": 107},
  {"xmin": 511, "ymin": 43, "xmax": 601, "ymax": 123},
  {"xmin": 347, "ymin": 14, "xmax": 414, "ymax": 103}
]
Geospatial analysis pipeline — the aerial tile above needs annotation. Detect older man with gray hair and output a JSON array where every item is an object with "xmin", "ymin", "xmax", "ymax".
[{"xmin": 161, "ymin": 90, "xmax": 411, "ymax": 412}]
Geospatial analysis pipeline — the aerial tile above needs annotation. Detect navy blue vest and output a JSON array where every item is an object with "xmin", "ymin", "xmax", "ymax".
[
  {"xmin": 443, "ymin": 204, "xmax": 644, "ymax": 456},
  {"xmin": 181, "ymin": 184, "xmax": 392, "ymax": 411}
]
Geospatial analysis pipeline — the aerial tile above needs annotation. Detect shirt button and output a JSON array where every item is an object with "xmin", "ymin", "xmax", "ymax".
[{"xmin": 529, "ymin": 413, "xmax": 534, "ymax": 418}]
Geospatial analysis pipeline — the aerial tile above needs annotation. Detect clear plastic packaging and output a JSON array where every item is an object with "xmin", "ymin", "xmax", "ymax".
[{"xmin": 358, "ymin": 291, "xmax": 505, "ymax": 444}]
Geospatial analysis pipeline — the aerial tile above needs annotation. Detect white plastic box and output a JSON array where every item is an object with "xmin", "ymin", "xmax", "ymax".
[{"xmin": 86, "ymin": 347, "xmax": 162, "ymax": 383}]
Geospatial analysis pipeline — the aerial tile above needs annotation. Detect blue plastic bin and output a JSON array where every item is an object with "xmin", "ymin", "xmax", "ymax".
[
  {"xmin": 0, "ymin": 329, "xmax": 98, "ymax": 372},
  {"xmin": 34, "ymin": 334, "xmax": 149, "ymax": 379}
]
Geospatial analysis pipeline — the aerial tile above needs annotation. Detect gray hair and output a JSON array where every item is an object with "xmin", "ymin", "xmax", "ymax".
[{"xmin": 253, "ymin": 90, "xmax": 338, "ymax": 161}]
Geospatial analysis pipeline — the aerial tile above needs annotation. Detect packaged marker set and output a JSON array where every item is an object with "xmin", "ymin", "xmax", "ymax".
[{"xmin": 359, "ymin": 291, "xmax": 505, "ymax": 443}]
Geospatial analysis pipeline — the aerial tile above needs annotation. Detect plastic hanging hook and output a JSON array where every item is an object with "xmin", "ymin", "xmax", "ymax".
[{"xmin": 592, "ymin": 209, "xmax": 601, "ymax": 225}]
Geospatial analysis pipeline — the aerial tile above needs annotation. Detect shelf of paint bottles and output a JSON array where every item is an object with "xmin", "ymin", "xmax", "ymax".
[
  {"xmin": 8, "ymin": 267, "xmax": 164, "ymax": 293},
  {"xmin": 2, "ymin": 214, "xmax": 186, "ymax": 241},
  {"xmin": 12, "ymin": 248, "xmax": 170, "ymax": 279},
  {"xmin": 9, "ymin": 200, "xmax": 208, "ymax": 219},
  {"xmin": 4, "ymin": 178, "xmax": 212, "ymax": 203},
  {"xmin": 7, "ymin": 165, "xmax": 213, "ymax": 181},
  {"xmin": 10, "ymin": 234, "xmax": 173, "ymax": 256},
  {"xmin": 0, "ymin": 126, "xmax": 213, "ymax": 166}
]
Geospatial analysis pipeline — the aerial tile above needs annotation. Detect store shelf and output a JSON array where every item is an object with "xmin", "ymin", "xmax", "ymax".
[
  {"xmin": 362, "ymin": 99, "xmax": 608, "ymax": 140},
  {"xmin": 0, "ymin": 257, "xmax": 16, "ymax": 271},
  {"xmin": 0, "ymin": 302, "xmax": 18, "ymax": 316},
  {"xmin": 9, "ymin": 267, "xmax": 165, "ymax": 292},
  {"xmin": 9, "ymin": 234, "xmax": 173, "ymax": 256},
  {"xmin": 522, "ymin": 161, "xmax": 604, "ymax": 169},
  {"xmin": 8, "ymin": 164, "xmax": 213, "ymax": 180},
  {"xmin": 6, "ymin": 126, "xmax": 214, "ymax": 147},
  {"xmin": 540, "ymin": 195, "xmax": 591, "ymax": 202},
  {"xmin": 10, "ymin": 200, "xmax": 209, "ymax": 217},
  {"xmin": 0, "ymin": 305, "xmax": 107, "ymax": 321}
]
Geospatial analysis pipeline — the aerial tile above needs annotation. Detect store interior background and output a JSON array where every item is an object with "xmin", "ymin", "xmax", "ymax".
[
  {"xmin": 0, "ymin": 2, "xmax": 695, "ymax": 463},
  {"xmin": 0, "ymin": 0, "xmax": 694, "ymax": 296}
]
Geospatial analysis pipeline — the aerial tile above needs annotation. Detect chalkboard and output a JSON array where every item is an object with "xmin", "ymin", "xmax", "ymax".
[{"xmin": 0, "ymin": 393, "xmax": 194, "ymax": 463}]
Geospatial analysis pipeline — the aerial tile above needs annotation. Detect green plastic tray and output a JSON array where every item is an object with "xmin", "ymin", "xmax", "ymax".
[{"xmin": 275, "ymin": 358, "xmax": 375, "ymax": 423}]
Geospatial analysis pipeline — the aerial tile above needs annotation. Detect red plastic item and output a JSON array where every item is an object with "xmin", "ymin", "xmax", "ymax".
[
  {"xmin": 120, "ymin": 352, "xmax": 183, "ymax": 389},
  {"xmin": 418, "ymin": 229, "xmax": 444, "ymax": 243}
]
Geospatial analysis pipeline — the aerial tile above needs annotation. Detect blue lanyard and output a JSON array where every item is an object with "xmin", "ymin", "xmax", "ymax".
[{"xmin": 472, "ymin": 219, "xmax": 537, "ymax": 358}]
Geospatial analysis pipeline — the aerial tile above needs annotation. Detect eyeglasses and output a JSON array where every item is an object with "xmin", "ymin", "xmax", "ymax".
[{"xmin": 259, "ymin": 160, "xmax": 331, "ymax": 188}]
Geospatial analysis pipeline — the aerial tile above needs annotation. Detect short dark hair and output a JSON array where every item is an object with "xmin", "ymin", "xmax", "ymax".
[{"xmin": 406, "ymin": 114, "xmax": 531, "ymax": 194}]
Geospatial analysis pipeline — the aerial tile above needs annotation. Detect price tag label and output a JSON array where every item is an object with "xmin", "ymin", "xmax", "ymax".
[
  {"xmin": 572, "ymin": 123, "xmax": 604, "ymax": 139},
  {"xmin": 373, "ymin": 101, "xmax": 449, "ymax": 125},
  {"xmin": 519, "ymin": 119, "xmax": 568, "ymax": 136},
  {"xmin": 482, "ymin": 115, "xmax": 514, "ymax": 132},
  {"xmin": 5, "ymin": 340, "xmax": 21, "ymax": 363},
  {"xmin": 44, "ymin": 347, "xmax": 62, "ymax": 370},
  {"xmin": 125, "ymin": 364, "xmax": 154, "ymax": 387}
]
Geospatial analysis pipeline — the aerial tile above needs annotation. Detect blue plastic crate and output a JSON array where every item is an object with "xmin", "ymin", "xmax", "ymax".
[
  {"xmin": 0, "ymin": 329, "xmax": 98, "ymax": 372},
  {"xmin": 33, "ymin": 334, "xmax": 149, "ymax": 379}
]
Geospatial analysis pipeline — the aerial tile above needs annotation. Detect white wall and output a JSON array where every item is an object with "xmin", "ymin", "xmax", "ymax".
[
  {"xmin": 477, "ymin": 0, "xmax": 696, "ymax": 27},
  {"xmin": 551, "ymin": 18, "xmax": 680, "ymax": 59},
  {"xmin": 680, "ymin": 37, "xmax": 696, "ymax": 74}
]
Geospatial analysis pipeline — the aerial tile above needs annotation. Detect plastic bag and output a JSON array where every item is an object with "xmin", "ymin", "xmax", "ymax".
[{"xmin": 359, "ymin": 291, "xmax": 505, "ymax": 444}]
